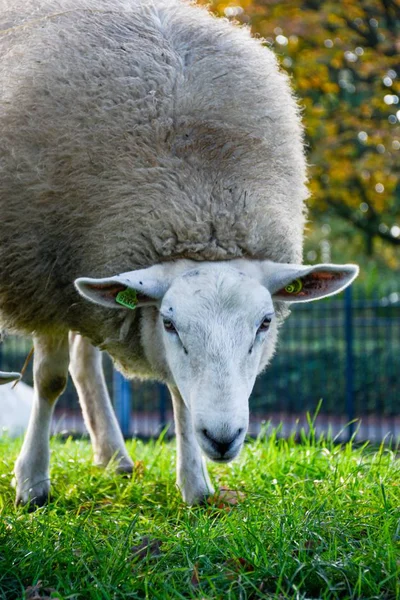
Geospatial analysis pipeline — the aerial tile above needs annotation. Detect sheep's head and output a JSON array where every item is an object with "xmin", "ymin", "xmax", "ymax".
[{"xmin": 75, "ymin": 259, "xmax": 358, "ymax": 462}]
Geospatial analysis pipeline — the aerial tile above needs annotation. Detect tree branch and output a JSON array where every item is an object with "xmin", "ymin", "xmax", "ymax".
[{"xmin": 324, "ymin": 198, "xmax": 400, "ymax": 246}]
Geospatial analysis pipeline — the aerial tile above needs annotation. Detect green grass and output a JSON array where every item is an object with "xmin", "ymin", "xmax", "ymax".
[{"xmin": 0, "ymin": 427, "xmax": 399, "ymax": 600}]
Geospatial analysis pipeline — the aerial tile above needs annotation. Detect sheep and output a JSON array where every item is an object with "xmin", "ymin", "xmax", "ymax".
[
  {"xmin": 0, "ymin": 372, "xmax": 20, "ymax": 385},
  {"xmin": 0, "ymin": 0, "xmax": 358, "ymax": 507},
  {"xmin": 0, "ymin": 377, "xmax": 33, "ymax": 436}
]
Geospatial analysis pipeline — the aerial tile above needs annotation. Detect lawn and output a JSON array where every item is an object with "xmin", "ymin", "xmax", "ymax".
[{"xmin": 0, "ymin": 426, "xmax": 399, "ymax": 600}]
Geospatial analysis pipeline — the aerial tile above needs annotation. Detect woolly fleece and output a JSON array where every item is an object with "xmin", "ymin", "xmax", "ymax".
[{"xmin": 0, "ymin": 0, "xmax": 307, "ymax": 374}]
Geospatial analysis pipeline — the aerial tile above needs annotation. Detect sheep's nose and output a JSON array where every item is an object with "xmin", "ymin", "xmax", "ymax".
[{"xmin": 201, "ymin": 428, "xmax": 243, "ymax": 457}]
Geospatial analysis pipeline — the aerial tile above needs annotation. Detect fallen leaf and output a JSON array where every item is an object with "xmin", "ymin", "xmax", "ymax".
[
  {"xmin": 134, "ymin": 460, "xmax": 146, "ymax": 477},
  {"xmin": 207, "ymin": 487, "xmax": 245, "ymax": 509},
  {"xmin": 224, "ymin": 556, "xmax": 255, "ymax": 576},
  {"xmin": 190, "ymin": 562, "xmax": 200, "ymax": 587},
  {"xmin": 130, "ymin": 536, "xmax": 162, "ymax": 560},
  {"xmin": 25, "ymin": 581, "xmax": 60, "ymax": 600},
  {"xmin": 304, "ymin": 539, "xmax": 316, "ymax": 551}
]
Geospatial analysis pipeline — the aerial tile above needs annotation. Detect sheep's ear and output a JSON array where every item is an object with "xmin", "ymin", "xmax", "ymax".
[
  {"xmin": 75, "ymin": 264, "xmax": 174, "ymax": 309},
  {"xmin": 262, "ymin": 263, "xmax": 359, "ymax": 302},
  {"xmin": 0, "ymin": 371, "xmax": 21, "ymax": 385}
]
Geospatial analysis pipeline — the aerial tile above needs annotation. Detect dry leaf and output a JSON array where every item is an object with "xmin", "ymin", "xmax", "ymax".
[
  {"xmin": 130, "ymin": 536, "xmax": 162, "ymax": 560},
  {"xmin": 224, "ymin": 556, "xmax": 255, "ymax": 577},
  {"xmin": 207, "ymin": 487, "xmax": 245, "ymax": 509},
  {"xmin": 134, "ymin": 460, "xmax": 146, "ymax": 477},
  {"xmin": 304, "ymin": 539, "xmax": 317, "ymax": 552},
  {"xmin": 25, "ymin": 581, "xmax": 60, "ymax": 600},
  {"xmin": 190, "ymin": 562, "xmax": 200, "ymax": 587}
]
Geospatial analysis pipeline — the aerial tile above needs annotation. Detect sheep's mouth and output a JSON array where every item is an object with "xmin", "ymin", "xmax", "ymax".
[
  {"xmin": 201, "ymin": 444, "xmax": 243, "ymax": 464},
  {"xmin": 209, "ymin": 454, "xmax": 238, "ymax": 464}
]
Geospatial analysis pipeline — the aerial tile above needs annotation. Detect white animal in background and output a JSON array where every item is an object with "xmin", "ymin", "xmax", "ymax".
[
  {"xmin": 0, "ymin": 380, "xmax": 33, "ymax": 437},
  {"xmin": 0, "ymin": 371, "xmax": 32, "ymax": 439},
  {"xmin": 0, "ymin": 0, "xmax": 358, "ymax": 507},
  {"xmin": 0, "ymin": 372, "xmax": 21, "ymax": 385}
]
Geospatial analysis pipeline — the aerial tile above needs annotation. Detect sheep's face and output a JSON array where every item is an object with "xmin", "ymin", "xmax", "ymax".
[
  {"xmin": 75, "ymin": 259, "xmax": 358, "ymax": 463},
  {"xmin": 158, "ymin": 267, "xmax": 277, "ymax": 461}
]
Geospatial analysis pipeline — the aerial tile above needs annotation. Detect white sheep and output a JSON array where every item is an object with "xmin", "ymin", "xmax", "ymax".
[
  {"xmin": 0, "ymin": 0, "xmax": 358, "ymax": 506},
  {"xmin": 0, "ymin": 372, "xmax": 21, "ymax": 385}
]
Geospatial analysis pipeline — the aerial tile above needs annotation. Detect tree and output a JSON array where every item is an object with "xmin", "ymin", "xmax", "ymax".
[{"xmin": 203, "ymin": 0, "xmax": 400, "ymax": 258}]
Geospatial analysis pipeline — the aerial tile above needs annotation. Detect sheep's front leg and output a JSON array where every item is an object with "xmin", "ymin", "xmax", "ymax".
[
  {"xmin": 69, "ymin": 333, "xmax": 133, "ymax": 472},
  {"xmin": 14, "ymin": 334, "xmax": 69, "ymax": 507},
  {"xmin": 169, "ymin": 386, "xmax": 214, "ymax": 505}
]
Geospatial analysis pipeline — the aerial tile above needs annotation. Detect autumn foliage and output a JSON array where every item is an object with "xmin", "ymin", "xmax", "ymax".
[{"xmin": 202, "ymin": 0, "xmax": 400, "ymax": 261}]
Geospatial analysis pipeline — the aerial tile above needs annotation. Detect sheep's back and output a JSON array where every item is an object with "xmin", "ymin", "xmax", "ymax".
[{"xmin": 0, "ymin": 0, "xmax": 307, "ymax": 333}]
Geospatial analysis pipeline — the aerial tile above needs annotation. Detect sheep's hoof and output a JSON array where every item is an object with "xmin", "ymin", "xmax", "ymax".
[
  {"xmin": 15, "ymin": 485, "xmax": 52, "ymax": 510},
  {"xmin": 95, "ymin": 453, "xmax": 134, "ymax": 476},
  {"xmin": 115, "ymin": 463, "xmax": 134, "ymax": 477},
  {"xmin": 179, "ymin": 485, "xmax": 216, "ymax": 506}
]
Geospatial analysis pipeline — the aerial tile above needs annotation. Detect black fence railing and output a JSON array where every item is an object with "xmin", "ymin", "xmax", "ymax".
[{"xmin": 1, "ymin": 284, "xmax": 399, "ymax": 442}]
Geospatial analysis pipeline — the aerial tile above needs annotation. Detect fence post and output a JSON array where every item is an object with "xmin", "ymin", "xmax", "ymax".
[
  {"xmin": 113, "ymin": 370, "xmax": 131, "ymax": 437},
  {"xmin": 159, "ymin": 383, "xmax": 168, "ymax": 432},
  {"xmin": 344, "ymin": 286, "xmax": 355, "ymax": 440}
]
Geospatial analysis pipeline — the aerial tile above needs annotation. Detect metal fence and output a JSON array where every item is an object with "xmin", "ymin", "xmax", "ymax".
[{"xmin": 1, "ymin": 284, "xmax": 399, "ymax": 442}]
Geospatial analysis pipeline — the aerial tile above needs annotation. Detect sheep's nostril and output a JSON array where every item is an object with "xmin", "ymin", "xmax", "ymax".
[{"xmin": 200, "ymin": 428, "xmax": 243, "ymax": 456}]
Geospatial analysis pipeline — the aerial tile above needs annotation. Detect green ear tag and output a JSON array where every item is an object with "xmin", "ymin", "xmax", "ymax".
[
  {"xmin": 115, "ymin": 288, "xmax": 138, "ymax": 309},
  {"xmin": 284, "ymin": 278, "xmax": 303, "ymax": 294}
]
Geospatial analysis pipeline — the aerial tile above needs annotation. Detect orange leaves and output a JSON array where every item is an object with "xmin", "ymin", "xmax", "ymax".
[
  {"xmin": 203, "ymin": 0, "xmax": 400, "ymax": 253},
  {"xmin": 322, "ymin": 82, "xmax": 340, "ymax": 94},
  {"xmin": 190, "ymin": 561, "xmax": 201, "ymax": 587},
  {"xmin": 207, "ymin": 487, "xmax": 246, "ymax": 510}
]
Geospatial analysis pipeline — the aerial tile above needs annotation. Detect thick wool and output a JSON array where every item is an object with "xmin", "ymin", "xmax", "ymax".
[{"xmin": 0, "ymin": 0, "xmax": 307, "ymax": 373}]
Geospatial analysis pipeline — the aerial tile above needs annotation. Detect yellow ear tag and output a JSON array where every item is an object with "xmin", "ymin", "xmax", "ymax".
[
  {"xmin": 284, "ymin": 278, "xmax": 303, "ymax": 294},
  {"xmin": 116, "ymin": 288, "xmax": 138, "ymax": 309}
]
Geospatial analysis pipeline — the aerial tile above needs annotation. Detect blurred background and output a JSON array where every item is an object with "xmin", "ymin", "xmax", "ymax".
[
  {"xmin": 0, "ymin": 0, "xmax": 399, "ymax": 442},
  {"xmin": 205, "ymin": 0, "xmax": 400, "ymax": 278}
]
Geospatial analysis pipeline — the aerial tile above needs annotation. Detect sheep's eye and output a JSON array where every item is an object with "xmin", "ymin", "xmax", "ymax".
[
  {"xmin": 163, "ymin": 319, "xmax": 177, "ymax": 333},
  {"xmin": 257, "ymin": 317, "xmax": 272, "ymax": 333}
]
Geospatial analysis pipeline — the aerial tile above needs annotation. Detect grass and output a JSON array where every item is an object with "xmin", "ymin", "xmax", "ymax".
[{"xmin": 0, "ymin": 425, "xmax": 399, "ymax": 600}]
